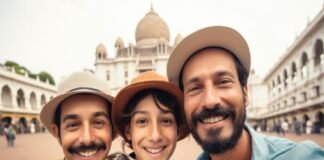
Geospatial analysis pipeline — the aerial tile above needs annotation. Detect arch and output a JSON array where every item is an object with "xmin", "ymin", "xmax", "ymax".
[
  {"xmin": 98, "ymin": 53, "xmax": 102, "ymax": 59},
  {"xmin": 277, "ymin": 75, "xmax": 281, "ymax": 85},
  {"xmin": 291, "ymin": 62, "xmax": 297, "ymax": 81},
  {"xmin": 1, "ymin": 85, "xmax": 12, "ymax": 108},
  {"xmin": 30, "ymin": 92, "xmax": 37, "ymax": 110},
  {"xmin": 40, "ymin": 94, "xmax": 46, "ymax": 106},
  {"xmin": 314, "ymin": 39, "xmax": 323, "ymax": 66},
  {"xmin": 301, "ymin": 52, "xmax": 308, "ymax": 78},
  {"xmin": 1, "ymin": 116, "xmax": 12, "ymax": 125},
  {"xmin": 17, "ymin": 89, "xmax": 25, "ymax": 108},
  {"xmin": 314, "ymin": 111, "xmax": 323, "ymax": 134},
  {"xmin": 18, "ymin": 117, "xmax": 28, "ymax": 133}
]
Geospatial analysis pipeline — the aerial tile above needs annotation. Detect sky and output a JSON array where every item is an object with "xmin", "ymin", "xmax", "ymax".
[{"xmin": 0, "ymin": 0, "xmax": 323, "ymax": 83}]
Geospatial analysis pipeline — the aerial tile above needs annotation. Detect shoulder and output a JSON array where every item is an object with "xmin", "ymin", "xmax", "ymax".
[
  {"xmin": 273, "ymin": 140, "xmax": 324, "ymax": 160},
  {"xmin": 252, "ymin": 133, "xmax": 324, "ymax": 159}
]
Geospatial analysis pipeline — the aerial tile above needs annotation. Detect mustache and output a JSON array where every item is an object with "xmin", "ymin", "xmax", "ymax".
[
  {"xmin": 191, "ymin": 105, "xmax": 236, "ymax": 126},
  {"xmin": 68, "ymin": 141, "xmax": 106, "ymax": 153}
]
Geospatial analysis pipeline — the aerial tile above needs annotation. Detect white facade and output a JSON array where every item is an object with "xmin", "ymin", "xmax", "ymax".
[
  {"xmin": 0, "ymin": 65, "xmax": 57, "ymax": 133},
  {"xmin": 252, "ymin": 7, "xmax": 324, "ymax": 133},
  {"xmin": 94, "ymin": 8, "xmax": 183, "ymax": 95}
]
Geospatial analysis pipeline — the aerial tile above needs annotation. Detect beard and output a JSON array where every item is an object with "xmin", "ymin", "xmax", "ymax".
[{"xmin": 189, "ymin": 103, "xmax": 246, "ymax": 155}]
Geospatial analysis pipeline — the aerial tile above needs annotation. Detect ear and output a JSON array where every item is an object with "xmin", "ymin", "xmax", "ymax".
[
  {"xmin": 52, "ymin": 124, "xmax": 62, "ymax": 145},
  {"xmin": 125, "ymin": 125, "xmax": 131, "ymax": 141},
  {"xmin": 243, "ymin": 85, "xmax": 249, "ymax": 107}
]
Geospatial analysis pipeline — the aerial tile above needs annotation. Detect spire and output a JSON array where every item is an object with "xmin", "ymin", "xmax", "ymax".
[{"xmin": 150, "ymin": 0, "xmax": 154, "ymax": 11}]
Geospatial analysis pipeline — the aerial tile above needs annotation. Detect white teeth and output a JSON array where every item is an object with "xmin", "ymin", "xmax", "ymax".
[
  {"xmin": 202, "ymin": 116, "xmax": 225, "ymax": 124},
  {"xmin": 145, "ymin": 147, "xmax": 163, "ymax": 154},
  {"xmin": 78, "ymin": 150, "xmax": 97, "ymax": 157}
]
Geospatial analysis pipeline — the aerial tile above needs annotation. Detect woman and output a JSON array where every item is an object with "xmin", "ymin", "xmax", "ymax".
[{"xmin": 109, "ymin": 71, "xmax": 189, "ymax": 160}]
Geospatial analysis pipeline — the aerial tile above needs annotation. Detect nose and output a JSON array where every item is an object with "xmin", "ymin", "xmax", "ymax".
[
  {"xmin": 202, "ymin": 83, "xmax": 221, "ymax": 109},
  {"xmin": 149, "ymin": 122, "xmax": 163, "ymax": 143},
  {"xmin": 79, "ymin": 123, "xmax": 94, "ymax": 145}
]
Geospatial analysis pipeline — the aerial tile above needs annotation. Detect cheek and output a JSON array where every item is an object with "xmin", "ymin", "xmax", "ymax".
[{"xmin": 184, "ymin": 97, "xmax": 198, "ymax": 120}]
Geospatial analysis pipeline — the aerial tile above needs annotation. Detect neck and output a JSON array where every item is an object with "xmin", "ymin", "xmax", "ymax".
[{"xmin": 210, "ymin": 129, "xmax": 251, "ymax": 160}]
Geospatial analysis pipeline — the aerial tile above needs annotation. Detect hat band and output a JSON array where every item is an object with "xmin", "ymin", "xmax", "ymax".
[{"xmin": 68, "ymin": 87, "xmax": 102, "ymax": 93}]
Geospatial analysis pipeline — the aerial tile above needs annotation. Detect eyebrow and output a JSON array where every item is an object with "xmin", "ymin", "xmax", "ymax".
[
  {"xmin": 62, "ymin": 112, "xmax": 109, "ymax": 123},
  {"xmin": 93, "ymin": 111, "xmax": 109, "ymax": 119},
  {"xmin": 185, "ymin": 70, "xmax": 235, "ymax": 86},
  {"xmin": 62, "ymin": 114, "xmax": 79, "ymax": 123},
  {"xmin": 131, "ymin": 110, "xmax": 148, "ymax": 117}
]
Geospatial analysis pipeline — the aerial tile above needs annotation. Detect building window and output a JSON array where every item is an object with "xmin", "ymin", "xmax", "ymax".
[
  {"xmin": 124, "ymin": 70, "xmax": 128, "ymax": 78},
  {"xmin": 106, "ymin": 71, "xmax": 110, "ymax": 81}
]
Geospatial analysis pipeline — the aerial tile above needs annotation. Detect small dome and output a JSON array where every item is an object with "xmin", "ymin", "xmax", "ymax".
[
  {"xmin": 96, "ymin": 43, "xmax": 107, "ymax": 54},
  {"xmin": 135, "ymin": 8, "xmax": 170, "ymax": 45},
  {"xmin": 174, "ymin": 34, "xmax": 183, "ymax": 46},
  {"xmin": 115, "ymin": 37, "xmax": 124, "ymax": 48}
]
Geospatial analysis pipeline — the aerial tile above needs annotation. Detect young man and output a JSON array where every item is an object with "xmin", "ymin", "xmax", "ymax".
[
  {"xmin": 167, "ymin": 26, "xmax": 324, "ymax": 160},
  {"xmin": 40, "ymin": 71, "xmax": 117, "ymax": 160}
]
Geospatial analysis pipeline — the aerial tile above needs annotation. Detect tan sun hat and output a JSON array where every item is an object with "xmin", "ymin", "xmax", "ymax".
[
  {"xmin": 112, "ymin": 71, "xmax": 190, "ymax": 141},
  {"xmin": 167, "ymin": 26, "xmax": 251, "ymax": 87},
  {"xmin": 40, "ymin": 71, "xmax": 116, "ymax": 138}
]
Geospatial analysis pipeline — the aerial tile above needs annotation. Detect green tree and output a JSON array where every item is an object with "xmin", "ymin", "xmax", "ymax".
[{"xmin": 38, "ymin": 71, "xmax": 55, "ymax": 85}]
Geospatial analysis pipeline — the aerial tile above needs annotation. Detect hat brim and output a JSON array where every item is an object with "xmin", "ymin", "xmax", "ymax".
[
  {"xmin": 113, "ymin": 81, "xmax": 189, "ymax": 141},
  {"xmin": 167, "ymin": 26, "xmax": 250, "ymax": 87},
  {"xmin": 40, "ymin": 89, "xmax": 115, "ymax": 138}
]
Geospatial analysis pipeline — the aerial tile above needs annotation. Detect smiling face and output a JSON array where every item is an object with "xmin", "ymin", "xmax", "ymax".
[
  {"xmin": 181, "ymin": 48, "xmax": 248, "ymax": 154},
  {"xmin": 126, "ymin": 94, "xmax": 177, "ymax": 160},
  {"xmin": 53, "ymin": 94, "xmax": 113, "ymax": 160}
]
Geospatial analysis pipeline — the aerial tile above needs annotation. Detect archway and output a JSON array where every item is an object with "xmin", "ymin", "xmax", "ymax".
[
  {"xmin": 30, "ymin": 92, "xmax": 37, "ymax": 110},
  {"xmin": 315, "ymin": 111, "xmax": 324, "ymax": 134},
  {"xmin": 314, "ymin": 39, "xmax": 323, "ymax": 66},
  {"xmin": 1, "ymin": 85, "xmax": 13, "ymax": 108},
  {"xmin": 17, "ymin": 89, "xmax": 25, "ymax": 108},
  {"xmin": 18, "ymin": 117, "xmax": 28, "ymax": 133}
]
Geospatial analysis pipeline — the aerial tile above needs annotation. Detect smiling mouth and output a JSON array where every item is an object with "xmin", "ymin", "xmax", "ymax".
[
  {"xmin": 144, "ymin": 146, "xmax": 165, "ymax": 155},
  {"xmin": 77, "ymin": 149, "xmax": 98, "ymax": 157},
  {"xmin": 201, "ymin": 115, "xmax": 228, "ymax": 124}
]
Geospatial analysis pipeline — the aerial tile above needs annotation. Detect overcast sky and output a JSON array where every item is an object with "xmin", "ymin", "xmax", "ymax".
[{"xmin": 0, "ymin": 0, "xmax": 323, "ymax": 83}]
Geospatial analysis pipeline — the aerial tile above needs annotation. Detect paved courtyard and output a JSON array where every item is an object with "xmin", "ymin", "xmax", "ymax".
[{"xmin": 0, "ymin": 132, "xmax": 323, "ymax": 160}]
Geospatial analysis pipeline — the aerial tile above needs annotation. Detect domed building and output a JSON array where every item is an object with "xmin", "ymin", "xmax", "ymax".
[{"xmin": 94, "ymin": 7, "xmax": 181, "ymax": 95}]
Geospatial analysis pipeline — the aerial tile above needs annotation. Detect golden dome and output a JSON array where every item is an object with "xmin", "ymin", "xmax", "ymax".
[{"xmin": 135, "ymin": 8, "xmax": 170, "ymax": 44}]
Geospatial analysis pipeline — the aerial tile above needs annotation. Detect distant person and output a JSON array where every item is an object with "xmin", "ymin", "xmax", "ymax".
[
  {"xmin": 306, "ymin": 119, "xmax": 313, "ymax": 134},
  {"xmin": 40, "ymin": 71, "xmax": 117, "ymax": 160},
  {"xmin": 4, "ymin": 124, "xmax": 10, "ymax": 147},
  {"xmin": 6, "ymin": 124, "xmax": 16, "ymax": 147},
  {"xmin": 281, "ymin": 119, "xmax": 289, "ymax": 136},
  {"xmin": 167, "ymin": 26, "xmax": 324, "ymax": 159},
  {"xmin": 293, "ymin": 117, "xmax": 302, "ymax": 136},
  {"xmin": 109, "ymin": 71, "xmax": 189, "ymax": 160},
  {"xmin": 30, "ymin": 123, "xmax": 35, "ymax": 134}
]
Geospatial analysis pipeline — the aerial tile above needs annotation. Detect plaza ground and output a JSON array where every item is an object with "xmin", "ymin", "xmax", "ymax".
[{"xmin": 0, "ymin": 132, "xmax": 323, "ymax": 160}]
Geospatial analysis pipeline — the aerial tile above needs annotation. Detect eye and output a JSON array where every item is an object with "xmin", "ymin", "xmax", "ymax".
[
  {"xmin": 93, "ymin": 120, "xmax": 105, "ymax": 128},
  {"xmin": 135, "ymin": 118, "xmax": 148, "ymax": 127},
  {"xmin": 161, "ymin": 118, "xmax": 175, "ymax": 126},
  {"xmin": 65, "ymin": 122, "xmax": 80, "ymax": 131},
  {"xmin": 217, "ymin": 78, "xmax": 233, "ymax": 87},
  {"xmin": 186, "ymin": 85, "xmax": 202, "ymax": 96}
]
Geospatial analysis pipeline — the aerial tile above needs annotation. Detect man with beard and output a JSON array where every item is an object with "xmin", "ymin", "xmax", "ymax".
[
  {"xmin": 40, "ymin": 71, "xmax": 117, "ymax": 160},
  {"xmin": 167, "ymin": 26, "xmax": 324, "ymax": 160}
]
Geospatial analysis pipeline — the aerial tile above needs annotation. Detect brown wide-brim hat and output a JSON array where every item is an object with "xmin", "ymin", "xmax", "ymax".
[
  {"xmin": 167, "ymin": 26, "xmax": 250, "ymax": 87},
  {"xmin": 112, "ymin": 71, "xmax": 190, "ymax": 141},
  {"xmin": 40, "ymin": 71, "xmax": 117, "ymax": 139}
]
